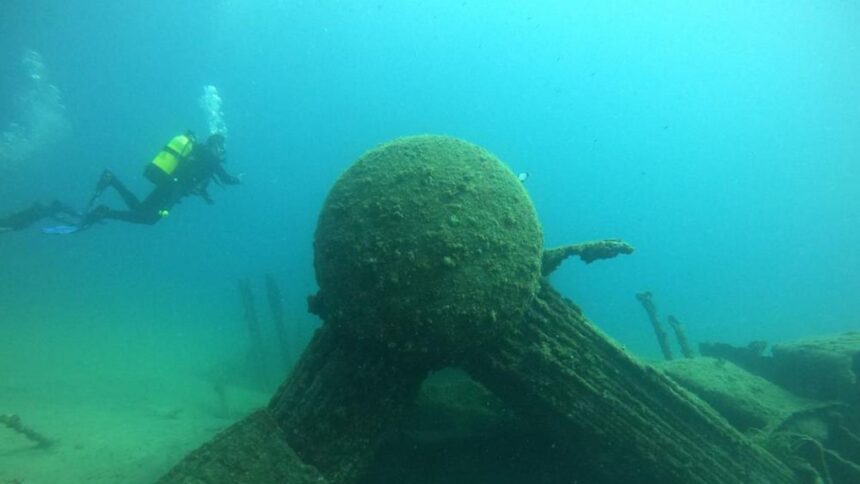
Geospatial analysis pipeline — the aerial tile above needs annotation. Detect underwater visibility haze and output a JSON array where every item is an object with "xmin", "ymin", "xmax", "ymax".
[{"xmin": 1, "ymin": 1, "xmax": 858, "ymax": 483}]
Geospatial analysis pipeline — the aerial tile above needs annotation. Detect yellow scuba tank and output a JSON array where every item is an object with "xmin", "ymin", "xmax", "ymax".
[{"xmin": 150, "ymin": 134, "xmax": 194, "ymax": 176}]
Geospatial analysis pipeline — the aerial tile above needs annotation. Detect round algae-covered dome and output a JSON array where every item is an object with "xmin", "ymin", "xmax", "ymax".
[{"xmin": 312, "ymin": 135, "xmax": 543, "ymax": 360}]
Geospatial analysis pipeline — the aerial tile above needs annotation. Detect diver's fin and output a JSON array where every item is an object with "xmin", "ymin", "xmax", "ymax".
[
  {"xmin": 41, "ymin": 225, "xmax": 81, "ymax": 235},
  {"xmin": 86, "ymin": 170, "xmax": 115, "ymax": 212}
]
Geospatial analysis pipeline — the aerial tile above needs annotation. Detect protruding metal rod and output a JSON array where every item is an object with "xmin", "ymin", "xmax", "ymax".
[
  {"xmin": 667, "ymin": 315, "xmax": 694, "ymax": 359},
  {"xmin": 636, "ymin": 291, "xmax": 673, "ymax": 360}
]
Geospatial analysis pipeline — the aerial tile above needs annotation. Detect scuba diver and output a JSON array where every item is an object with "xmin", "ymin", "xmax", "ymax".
[
  {"xmin": 82, "ymin": 132, "xmax": 241, "ymax": 227},
  {"xmin": 0, "ymin": 132, "xmax": 241, "ymax": 234},
  {"xmin": 81, "ymin": 132, "xmax": 242, "ymax": 227}
]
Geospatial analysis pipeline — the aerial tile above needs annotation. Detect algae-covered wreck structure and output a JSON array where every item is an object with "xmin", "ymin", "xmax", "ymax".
[{"xmin": 160, "ymin": 135, "xmax": 858, "ymax": 483}]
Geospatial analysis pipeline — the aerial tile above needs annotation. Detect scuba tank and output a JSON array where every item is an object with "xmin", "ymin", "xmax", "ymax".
[
  {"xmin": 151, "ymin": 133, "xmax": 194, "ymax": 176},
  {"xmin": 145, "ymin": 132, "xmax": 195, "ymax": 186}
]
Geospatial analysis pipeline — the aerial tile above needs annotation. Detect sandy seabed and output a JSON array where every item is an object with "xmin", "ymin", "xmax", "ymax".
[{"xmin": 0, "ymin": 314, "xmax": 269, "ymax": 484}]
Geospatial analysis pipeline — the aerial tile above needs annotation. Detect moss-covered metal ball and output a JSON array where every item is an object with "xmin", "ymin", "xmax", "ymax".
[{"xmin": 312, "ymin": 135, "xmax": 543, "ymax": 361}]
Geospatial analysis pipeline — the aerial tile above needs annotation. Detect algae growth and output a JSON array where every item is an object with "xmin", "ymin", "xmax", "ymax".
[{"xmin": 311, "ymin": 135, "xmax": 543, "ymax": 361}]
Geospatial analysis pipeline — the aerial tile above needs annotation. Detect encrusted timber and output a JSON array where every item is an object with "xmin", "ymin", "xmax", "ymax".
[
  {"xmin": 160, "ymin": 281, "xmax": 794, "ymax": 484},
  {"xmin": 157, "ymin": 409, "xmax": 327, "ymax": 484},
  {"xmin": 268, "ymin": 324, "xmax": 429, "ymax": 483},
  {"xmin": 159, "ymin": 325, "xmax": 428, "ymax": 484},
  {"xmin": 464, "ymin": 282, "xmax": 796, "ymax": 484},
  {"xmin": 161, "ymin": 283, "xmax": 795, "ymax": 484}
]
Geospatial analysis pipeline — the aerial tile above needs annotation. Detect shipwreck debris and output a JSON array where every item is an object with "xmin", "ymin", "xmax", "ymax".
[
  {"xmin": 265, "ymin": 273, "xmax": 292, "ymax": 372},
  {"xmin": 635, "ymin": 291, "xmax": 673, "ymax": 361},
  {"xmin": 237, "ymin": 278, "xmax": 269, "ymax": 386},
  {"xmin": 161, "ymin": 135, "xmax": 796, "ymax": 484},
  {"xmin": 0, "ymin": 413, "xmax": 54, "ymax": 449},
  {"xmin": 668, "ymin": 314, "xmax": 694, "ymax": 358},
  {"xmin": 541, "ymin": 239, "xmax": 634, "ymax": 276}
]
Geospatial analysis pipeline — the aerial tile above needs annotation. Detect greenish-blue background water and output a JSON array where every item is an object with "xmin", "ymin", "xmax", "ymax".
[
  {"xmin": 3, "ymin": 0, "xmax": 859, "ymax": 359},
  {"xmin": 1, "ymin": 1, "xmax": 858, "ymax": 479}
]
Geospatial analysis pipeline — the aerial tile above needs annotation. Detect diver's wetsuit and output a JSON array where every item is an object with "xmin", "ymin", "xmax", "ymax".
[
  {"xmin": 0, "ymin": 201, "xmax": 81, "ymax": 232},
  {"xmin": 88, "ymin": 143, "xmax": 239, "ymax": 226}
]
